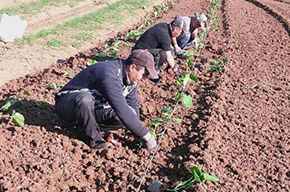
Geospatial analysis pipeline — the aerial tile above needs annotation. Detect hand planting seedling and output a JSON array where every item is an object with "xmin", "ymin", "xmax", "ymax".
[
  {"xmin": 138, "ymin": 130, "xmax": 157, "ymax": 146},
  {"xmin": 167, "ymin": 166, "xmax": 219, "ymax": 191}
]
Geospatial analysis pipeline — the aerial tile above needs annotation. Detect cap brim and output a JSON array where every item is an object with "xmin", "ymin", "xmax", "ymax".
[{"xmin": 146, "ymin": 66, "xmax": 159, "ymax": 79}]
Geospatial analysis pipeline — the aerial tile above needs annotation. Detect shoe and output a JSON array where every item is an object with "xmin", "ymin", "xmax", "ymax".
[{"xmin": 89, "ymin": 140, "xmax": 113, "ymax": 149}]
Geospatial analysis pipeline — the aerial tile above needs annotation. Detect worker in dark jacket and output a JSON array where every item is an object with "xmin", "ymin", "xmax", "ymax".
[
  {"xmin": 132, "ymin": 20, "xmax": 183, "ymax": 80},
  {"xmin": 55, "ymin": 50, "xmax": 158, "ymax": 151}
]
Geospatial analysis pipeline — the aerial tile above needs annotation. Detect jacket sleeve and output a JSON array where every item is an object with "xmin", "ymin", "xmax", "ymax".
[
  {"xmin": 98, "ymin": 70, "xmax": 148, "ymax": 138},
  {"xmin": 125, "ymin": 86, "xmax": 140, "ymax": 118}
]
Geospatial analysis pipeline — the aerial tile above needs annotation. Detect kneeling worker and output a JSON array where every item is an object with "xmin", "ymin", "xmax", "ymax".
[{"xmin": 55, "ymin": 50, "xmax": 158, "ymax": 151}]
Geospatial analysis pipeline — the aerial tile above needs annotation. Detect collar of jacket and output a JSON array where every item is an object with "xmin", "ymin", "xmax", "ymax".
[{"xmin": 121, "ymin": 59, "xmax": 133, "ymax": 86}]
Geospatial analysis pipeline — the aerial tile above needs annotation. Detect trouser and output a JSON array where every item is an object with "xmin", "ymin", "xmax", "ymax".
[
  {"xmin": 55, "ymin": 92, "xmax": 123, "ymax": 142},
  {"xmin": 177, "ymin": 31, "xmax": 195, "ymax": 50},
  {"xmin": 146, "ymin": 48, "xmax": 167, "ymax": 71}
]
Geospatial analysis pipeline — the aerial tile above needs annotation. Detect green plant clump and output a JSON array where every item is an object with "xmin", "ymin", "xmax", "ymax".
[{"xmin": 167, "ymin": 166, "xmax": 219, "ymax": 191}]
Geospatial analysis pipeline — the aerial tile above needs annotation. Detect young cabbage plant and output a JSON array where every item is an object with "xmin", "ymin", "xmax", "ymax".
[
  {"xmin": 208, "ymin": 58, "xmax": 227, "ymax": 72},
  {"xmin": 61, "ymin": 70, "xmax": 74, "ymax": 79},
  {"xmin": 23, "ymin": 90, "xmax": 31, "ymax": 96},
  {"xmin": 149, "ymin": 106, "xmax": 181, "ymax": 130},
  {"xmin": 183, "ymin": 51, "xmax": 195, "ymax": 58},
  {"xmin": 125, "ymin": 30, "xmax": 142, "ymax": 41},
  {"xmin": 167, "ymin": 166, "xmax": 219, "ymax": 191},
  {"xmin": 96, "ymin": 38, "xmax": 121, "ymax": 59},
  {"xmin": 138, "ymin": 18, "xmax": 153, "ymax": 30},
  {"xmin": 177, "ymin": 72, "xmax": 198, "ymax": 88},
  {"xmin": 0, "ymin": 99, "xmax": 18, "ymax": 111},
  {"xmin": 176, "ymin": 92, "xmax": 192, "ymax": 108},
  {"xmin": 11, "ymin": 110, "xmax": 25, "ymax": 127}
]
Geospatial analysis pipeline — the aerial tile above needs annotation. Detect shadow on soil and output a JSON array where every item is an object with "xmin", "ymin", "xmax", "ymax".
[
  {"xmin": 245, "ymin": 0, "xmax": 290, "ymax": 36},
  {"xmin": 0, "ymin": 99, "xmax": 81, "ymax": 139}
]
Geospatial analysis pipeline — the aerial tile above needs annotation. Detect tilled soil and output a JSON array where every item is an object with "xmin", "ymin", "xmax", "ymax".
[{"xmin": 0, "ymin": 0, "xmax": 289, "ymax": 191}]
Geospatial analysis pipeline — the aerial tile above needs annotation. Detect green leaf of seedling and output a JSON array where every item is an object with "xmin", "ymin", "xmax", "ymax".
[
  {"xmin": 220, "ymin": 58, "xmax": 228, "ymax": 63},
  {"xmin": 38, "ymin": 102, "xmax": 50, "ymax": 109},
  {"xmin": 203, "ymin": 173, "xmax": 219, "ymax": 182},
  {"xmin": 185, "ymin": 59, "xmax": 192, "ymax": 68},
  {"xmin": 110, "ymin": 50, "xmax": 118, "ymax": 58},
  {"xmin": 183, "ymin": 51, "xmax": 195, "ymax": 57},
  {"xmin": 182, "ymin": 94, "xmax": 192, "ymax": 108},
  {"xmin": 87, "ymin": 60, "xmax": 98, "ymax": 66},
  {"xmin": 149, "ymin": 130, "xmax": 157, "ymax": 139},
  {"xmin": 167, "ymin": 177, "xmax": 194, "ymax": 191},
  {"xmin": 173, "ymin": 118, "xmax": 181, "ymax": 123},
  {"xmin": 177, "ymin": 77, "xmax": 183, "ymax": 87},
  {"xmin": 176, "ymin": 92, "xmax": 182, "ymax": 102},
  {"xmin": 11, "ymin": 110, "xmax": 25, "ymax": 127},
  {"xmin": 149, "ymin": 118, "xmax": 164, "ymax": 128},
  {"xmin": 0, "ymin": 99, "xmax": 18, "ymax": 111},
  {"xmin": 193, "ymin": 170, "xmax": 202, "ymax": 183},
  {"xmin": 215, "ymin": 1, "xmax": 221, "ymax": 8},
  {"xmin": 210, "ymin": 59, "xmax": 219, "ymax": 65},
  {"xmin": 190, "ymin": 166, "xmax": 203, "ymax": 176},
  {"xmin": 50, "ymin": 82, "xmax": 58, "ymax": 89},
  {"xmin": 190, "ymin": 74, "xmax": 198, "ymax": 83},
  {"xmin": 183, "ymin": 72, "xmax": 192, "ymax": 86},
  {"xmin": 24, "ymin": 90, "xmax": 30, "ymax": 96},
  {"xmin": 96, "ymin": 52, "xmax": 107, "ymax": 57},
  {"xmin": 161, "ymin": 107, "xmax": 172, "ymax": 115}
]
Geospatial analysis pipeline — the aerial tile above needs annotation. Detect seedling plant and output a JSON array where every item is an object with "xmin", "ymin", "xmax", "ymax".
[
  {"xmin": 167, "ymin": 166, "xmax": 219, "ymax": 191},
  {"xmin": 0, "ymin": 99, "xmax": 25, "ymax": 127},
  {"xmin": 207, "ymin": 58, "xmax": 228, "ymax": 72},
  {"xmin": 137, "ymin": 1, "xmax": 223, "ymax": 191},
  {"xmin": 149, "ymin": 106, "xmax": 181, "ymax": 131}
]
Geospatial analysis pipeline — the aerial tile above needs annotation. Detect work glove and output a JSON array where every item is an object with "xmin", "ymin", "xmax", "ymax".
[
  {"xmin": 143, "ymin": 132, "xmax": 157, "ymax": 152},
  {"xmin": 193, "ymin": 38, "xmax": 199, "ymax": 49},
  {"xmin": 174, "ymin": 44, "xmax": 182, "ymax": 54},
  {"xmin": 173, "ymin": 66, "xmax": 182, "ymax": 78}
]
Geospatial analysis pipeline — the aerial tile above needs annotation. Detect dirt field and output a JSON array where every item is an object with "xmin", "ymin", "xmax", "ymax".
[
  {"xmin": 0, "ymin": 0, "xmax": 289, "ymax": 191},
  {"xmin": 0, "ymin": 0, "xmax": 165, "ymax": 86}
]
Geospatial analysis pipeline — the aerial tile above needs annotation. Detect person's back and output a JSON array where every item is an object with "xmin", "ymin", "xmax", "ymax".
[
  {"xmin": 133, "ymin": 23, "xmax": 171, "ymax": 51},
  {"xmin": 59, "ymin": 60, "xmax": 123, "ymax": 93}
]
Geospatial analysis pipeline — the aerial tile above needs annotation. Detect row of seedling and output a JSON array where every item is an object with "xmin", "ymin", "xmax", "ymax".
[
  {"xmin": 0, "ymin": 91, "xmax": 51, "ymax": 127},
  {"xmin": 137, "ymin": 0, "xmax": 225, "ymax": 191}
]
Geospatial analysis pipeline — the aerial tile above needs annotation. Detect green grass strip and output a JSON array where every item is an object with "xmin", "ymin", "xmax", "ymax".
[
  {"xmin": 0, "ymin": 0, "xmax": 85, "ymax": 17},
  {"xmin": 23, "ymin": 0, "xmax": 151, "ymax": 44}
]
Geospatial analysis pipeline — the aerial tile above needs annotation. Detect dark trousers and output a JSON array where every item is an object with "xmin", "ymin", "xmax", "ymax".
[
  {"xmin": 147, "ymin": 49, "xmax": 167, "ymax": 71},
  {"xmin": 55, "ymin": 92, "xmax": 122, "ymax": 142}
]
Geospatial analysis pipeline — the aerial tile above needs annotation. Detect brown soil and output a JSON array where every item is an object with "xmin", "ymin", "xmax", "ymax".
[{"xmin": 0, "ymin": 0, "xmax": 289, "ymax": 191}]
